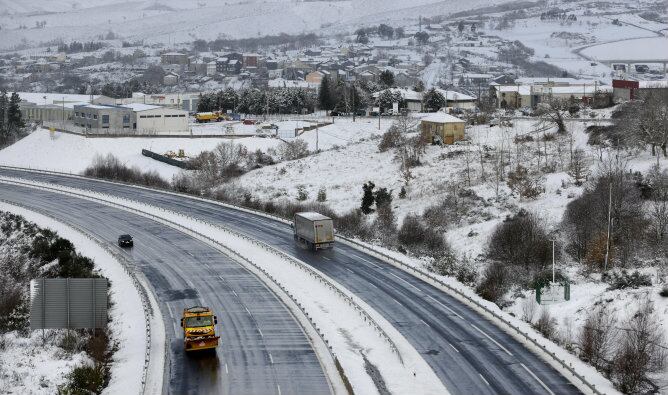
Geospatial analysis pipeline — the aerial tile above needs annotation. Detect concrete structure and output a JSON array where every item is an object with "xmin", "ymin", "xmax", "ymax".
[
  {"xmin": 305, "ymin": 70, "xmax": 328, "ymax": 84},
  {"xmin": 73, "ymin": 104, "xmax": 133, "ymax": 130},
  {"xmin": 163, "ymin": 72, "xmax": 179, "ymax": 86},
  {"xmin": 19, "ymin": 102, "xmax": 74, "ymax": 123},
  {"xmin": 420, "ymin": 113, "xmax": 466, "ymax": 145}
]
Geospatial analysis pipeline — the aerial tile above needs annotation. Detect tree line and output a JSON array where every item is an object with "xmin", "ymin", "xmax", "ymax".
[{"xmin": 0, "ymin": 92, "xmax": 25, "ymax": 148}]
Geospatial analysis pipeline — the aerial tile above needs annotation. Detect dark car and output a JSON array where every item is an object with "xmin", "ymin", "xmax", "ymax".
[{"xmin": 118, "ymin": 234, "xmax": 133, "ymax": 248}]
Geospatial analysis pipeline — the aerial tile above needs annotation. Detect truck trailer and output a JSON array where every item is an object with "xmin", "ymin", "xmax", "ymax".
[
  {"xmin": 181, "ymin": 306, "xmax": 220, "ymax": 352},
  {"xmin": 293, "ymin": 212, "xmax": 334, "ymax": 250}
]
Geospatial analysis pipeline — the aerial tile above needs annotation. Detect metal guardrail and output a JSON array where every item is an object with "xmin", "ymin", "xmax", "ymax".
[
  {"xmin": 0, "ymin": 165, "xmax": 607, "ymax": 394},
  {"xmin": 0, "ymin": 198, "xmax": 155, "ymax": 395}
]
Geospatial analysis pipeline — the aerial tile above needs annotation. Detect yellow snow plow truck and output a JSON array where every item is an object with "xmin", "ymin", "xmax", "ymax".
[{"xmin": 181, "ymin": 306, "xmax": 220, "ymax": 352}]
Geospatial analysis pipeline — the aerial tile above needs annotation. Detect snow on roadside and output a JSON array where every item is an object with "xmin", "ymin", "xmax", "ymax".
[
  {"xmin": 4, "ymin": 179, "xmax": 449, "ymax": 395},
  {"xmin": 0, "ymin": 202, "xmax": 149, "ymax": 395}
]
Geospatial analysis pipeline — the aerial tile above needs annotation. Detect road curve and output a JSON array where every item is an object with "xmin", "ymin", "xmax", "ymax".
[
  {"xmin": 0, "ymin": 181, "xmax": 331, "ymax": 395},
  {"xmin": 0, "ymin": 168, "xmax": 582, "ymax": 395}
]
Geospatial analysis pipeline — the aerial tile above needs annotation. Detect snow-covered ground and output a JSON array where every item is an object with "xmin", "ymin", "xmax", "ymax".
[{"xmin": 0, "ymin": 202, "xmax": 150, "ymax": 395}]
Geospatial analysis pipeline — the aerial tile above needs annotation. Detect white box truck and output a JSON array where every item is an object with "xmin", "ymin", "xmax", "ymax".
[{"xmin": 293, "ymin": 212, "xmax": 334, "ymax": 250}]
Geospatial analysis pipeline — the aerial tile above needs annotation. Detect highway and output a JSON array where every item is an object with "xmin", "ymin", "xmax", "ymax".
[
  {"xmin": 0, "ymin": 181, "xmax": 331, "ymax": 395},
  {"xmin": 0, "ymin": 168, "xmax": 582, "ymax": 395}
]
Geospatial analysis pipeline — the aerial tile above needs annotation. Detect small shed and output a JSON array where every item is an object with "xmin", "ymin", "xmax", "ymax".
[{"xmin": 420, "ymin": 113, "xmax": 466, "ymax": 145}]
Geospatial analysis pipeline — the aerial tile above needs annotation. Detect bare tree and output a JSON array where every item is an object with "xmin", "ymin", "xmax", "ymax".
[
  {"xmin": 536, "ymin": 96, "xmax": 569, "ymax": 133},
  {"xmin": 613, "ymin": 299, "xmax": 666, "ymax": 393},
  {"xmin": 568, "ymin": 148, "xmax": 589, "ymax": 186},
  {"xmin": 615, "ymin": 90, "xmax": 668, "ymax": 161},
  {"xmin": 579, "ymin": 304, "xmax": 618, "ymax": 372}
]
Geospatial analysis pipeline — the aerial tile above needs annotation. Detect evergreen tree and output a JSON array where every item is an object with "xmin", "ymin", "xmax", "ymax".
[
  {"xmin": 7, "ymin": 92, "xmax": 23, "ymax": 132},
  {"xmin": 361, "ymin": 181, "xmax": 375, "ymax": 214},
  {"xmin": 0, "ymin": 91, "xmax": 7, "ymax": 137},
  {"xmin": 318, "ymin": 75, "xmax": 335, "ymax": 111},
  {"xmin": 379, "ymin": 70, "xmax": 395, "ymax": 87},
  {"xmin": 423, "ymin": 88, "xmax": 446, "ymax": 111}
]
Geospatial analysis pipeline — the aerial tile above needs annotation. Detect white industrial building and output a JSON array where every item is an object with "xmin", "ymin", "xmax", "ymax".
[{"xmin": 123, "ymin": 103, "xmax": 189, "ymax": 134}]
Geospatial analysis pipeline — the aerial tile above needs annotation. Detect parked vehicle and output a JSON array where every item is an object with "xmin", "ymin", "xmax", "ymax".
[
  {"xmin": 118, "ymin": 234, "xmax": 133, "ymax": 248},
  {"xmin": 195, "ymin": 112, "xmax": 222, "ymax": 123},
  {"xmin": 181, "ymin": 306, "xmax": 220, "ymax": 352},
  {"xmin": 242, "ymin": 119, "xmax": 257, "ymax": 125},
  {"xmin": 293, "ymin": 212, "xmax": 334, "ymax": 251}
]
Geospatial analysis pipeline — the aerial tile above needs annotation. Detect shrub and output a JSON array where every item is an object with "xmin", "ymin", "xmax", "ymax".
[
  {"xmin": 62, "ymin": 364, "xmax": 106, "ymax": 394},
  {"xmin": 316, "ymin": 187, "xmax": 327, "ymax": 202},
  {"xmin": 604, "ymin": 270, "xmax": 652, "ymax": 290},
  {"xmin": 296, "ymin": 185, "xmax": 308, "ymax": 201},
  {"xmin": 397, "ymin": 214, "xmax": 447, "ymax": 257},
  {"xmin": 507, "ymin": 165, "xmax": 544, "ymax": 199},
  {"xmin": 476, "ymin": 262, "xmax": 509, "ymax": 304},
  {"xmin": 398, "ymin": 186, "xmax": 406, "ymax": 199},
  {"xmin": 378, "ymin": 126, "xmax": 403, "ymax": 152},
  {"xmin": 579, "ymin": 305, "xmax": 618, "ymax": 371},
  {"xmin": 534, "ymin": 309, "xmax": 557, "ymax": 340},
  {"xmin": 487, "ymin": 209, "xmax": 552, "ymax": 269},
  {"xmin": 335, "ymin": 209, "xmax": 373, "ymax": 240},
  {"xmin": 431, "ymin": 254, "xmax": 477, "ymax": 286},
  {"xmin": 83, "ymin": 154, "xmax": 170, "ymax": 189},
  {"xmin": 279, "ymin": 139, "xmax": 309, "ymax": 160},
  {"xmin": 360, "ymin": 181, "xmax": 375, "ymax": 214}
]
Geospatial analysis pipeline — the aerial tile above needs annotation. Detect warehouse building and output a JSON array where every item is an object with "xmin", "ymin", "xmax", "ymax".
[{"xmin": 71, "ymin": 103, "xmax": 188, "ymax": 134}]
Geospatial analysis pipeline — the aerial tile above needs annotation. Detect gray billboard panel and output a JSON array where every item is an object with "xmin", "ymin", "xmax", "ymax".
[{"xmin": 30, "ymin": 278, "xmax": 107, "ymax": 330}]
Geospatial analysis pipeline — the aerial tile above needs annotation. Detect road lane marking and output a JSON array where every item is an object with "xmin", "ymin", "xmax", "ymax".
[
  {"xmin": 521, "ymin": 363, "xmax": 555, "ymax": 395},
  {"xmin": 427, "ymin": 295, "xmax": 463, "ymax": 319},
  {"xmin": 420, "ymin": 319, "xmax": 430, "ymax": 328},
  {"xmin": 166, "ymin": 304, "xmax": 174, "ymax": 318},
  {"xmin": 389, "ymin": 272, "xmax": 421, "ymax": 292},
  {"xmin": 449, "ymin": 343, "xmax": 459, "ymax": 353},
  {"xmin": 322, "ymin": 256, "xmax": 331, "ymax": 261},
  {"xmin": 277, "ymin": 384, "xmax": 282, "ymax": 395},
  {"xmin": 268, "ymin": 353, "xmax": 273, "ymax": 364},
  {"xmin": 173, "ymin": 322, "xmax": 179, "ymax": 335},
  {"xmin": 351, "ymin": 253, "xmax": 381, "ymax": 268},
  {"xmin": 367, "ymin": 283, "xmax": 378, "ymax": 289},
  {"xmin": 225, "ymin": 363, "xmax": 228, "ymax": 374},
  {"xmin": 479, "ymin": 374, "xmax": 490, "ymax": 386},
  {"xmin": 218, "ymin": 276, "xmax": 225, "ymax": 281},
  {"xmin": 244, "ymin": 307, "xmax": 252, "ymax": 316},
  {"xmin": 470, "ymin": 324, "xmax": 513, "ymax": 356},
  {"xmin": 393, "ymin": 298, "xmax": 403, "ymax": 306},
  {"xmin": 345, "ymin": 268, "xmax": 354, "ymax": 274},
  {"xmin": 258, "ymin": 328, "xmax": 264, "ymax": 338},
  {"xmin": 232, "ymin": 290, "xmax": 238, "ymax": 297}
]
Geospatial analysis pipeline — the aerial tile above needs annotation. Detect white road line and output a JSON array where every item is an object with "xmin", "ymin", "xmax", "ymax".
[
  {"xmin": 244, "ymin": 307, "xmax": 251, "ymax": 316},
  {"xmin": 389, "ymin": 272, "xmax": 421, "ymax": 292},
  {"xmin": 521, "ymin": 363, "xmax": 555, "ymax": 395},
  {"xmin": 479, "ymin": 374, "xmax": 490, "ymax": 386},
  {"xmin": 166, "ymin": 303, "xmax": 174, "ymax": 318},
  {"xmin": 218, "ymin": 275, "xmax": 225, "ymax": 281},
  {"xmin": 225, "ymin": 363, "xmax": 228, "ymax": 374},
  {"xmin": 367, "ymin": 283, "xmax": 378, "ymax": 289},
  {"xmin": 232, "ymin": 290, "xmax": 238, "ymax": 297},
  {"xmin": 258, "ymin": 328, "xmax": 264, "ymax": 338},
  {"xmin": 173, "ymin": 322, "xmax": 179, "ymax": 335},
  {"xmin": 322, "ymin": 256, "xmax": 331, "ymax": 261},
  {"xmin": 277, "ymin": 384, "xmax": 282, "ymax": 395},
  {"xmin": 393, "ymin": 298, "xmax": 403, "ymax": 306},
  {"xmin": 449, "ymin": 343, "xmax": 459, "ymax": 353},
  {"xmin": 427, "ymin": 295, "xmax": 463, "ymax": 319},
  {"xmin": 420, "ymin": 319, "xmax": 430, "ymax": 328},
  {"xmin": 268, "ymin": 353, "xmax": 274, "ymax": 364},
  {"xmin": 470, "ymin": 324, "xmax": 513, "ymax": 356},
  {"xmin": 345, "ymin": 267, "xmax": 354, "ymax": 274}
]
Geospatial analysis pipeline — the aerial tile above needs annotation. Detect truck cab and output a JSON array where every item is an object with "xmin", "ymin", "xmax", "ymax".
[{"xmin": 181, "ymin": 306, "xmax": 220, "ymax": 352}]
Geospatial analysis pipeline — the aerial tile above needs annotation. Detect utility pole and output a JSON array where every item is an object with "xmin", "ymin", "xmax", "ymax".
[
  {"xmin": 604, "ymin": 182, "xmax": 612, "ymax": 271},
  {"xmin": 62, "ymin": 96, "xmax": 65, "ymax": 127},
  {"xmin": 351, "ymin": 83, "xmax": 356, "ymax": 122},
  {"xmin": 316, "ymin": 122, "xmax": 319, "ymax": 151},
  {"xmin": 551, "ymin": 240, "xmax": 556, "ymax": 283}
]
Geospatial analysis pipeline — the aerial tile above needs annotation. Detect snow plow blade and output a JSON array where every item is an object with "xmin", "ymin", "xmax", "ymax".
[{"xmin": 185, "ymin": 336, "xmax": 220, "ymax": 352}]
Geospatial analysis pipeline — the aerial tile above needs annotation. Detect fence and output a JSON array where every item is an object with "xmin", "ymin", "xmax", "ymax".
[{"xmin": 141, "ymin": 149, "xmax": 190, "ymax": 169}]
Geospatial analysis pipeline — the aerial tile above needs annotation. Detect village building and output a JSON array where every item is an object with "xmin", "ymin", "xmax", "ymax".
[{"xmin": 421, "ymin": 113, "xmax": 466, "ymax": 145}]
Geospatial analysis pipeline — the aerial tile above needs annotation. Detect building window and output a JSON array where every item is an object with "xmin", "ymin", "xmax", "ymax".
[
  {"xmin": 102, "ymin": 115, "xmax": 109, "ymax": 124},
  {"xmin": 93, "ymin": 114, "xmax": 98, "ymax": 120},
  {"xmin": 75, "ymin": 112, "xmax": 79, "ymax": 117},
  {"xmin": 123, "ymin": 115, "xmax": 130, "ymax": 123}
]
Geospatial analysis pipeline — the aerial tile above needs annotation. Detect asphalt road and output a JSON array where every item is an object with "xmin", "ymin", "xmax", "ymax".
[
  {"xmin": 0, "ymin": 181, "xmax": 331, "ymax": 395},
  {"xmin": 0, "ymin": 168, "xmax": 582, "ymax": 395}
]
